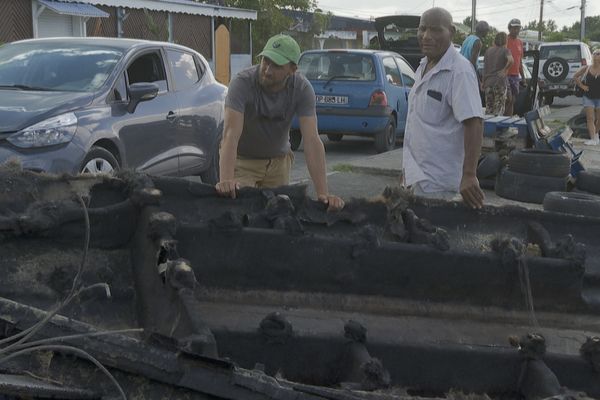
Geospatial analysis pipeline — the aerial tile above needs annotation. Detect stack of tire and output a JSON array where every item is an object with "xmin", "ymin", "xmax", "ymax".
[
  {"xmin": 495, "ymin": 149, "xmax": 571, "ymax": 204},
  {"xmin": 542, "ymin": 169, "xmax": 600, "ymax": 218}
]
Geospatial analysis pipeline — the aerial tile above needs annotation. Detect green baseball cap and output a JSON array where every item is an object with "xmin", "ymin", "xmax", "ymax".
[{"xmin": 258, "ymin": 34, "xmax": 301, "ymax": 66}]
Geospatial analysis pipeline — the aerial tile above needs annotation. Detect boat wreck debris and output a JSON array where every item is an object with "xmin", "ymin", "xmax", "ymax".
[{"xmin": 0, "ymin": 165, "xmax": 598, "ymax": 399}]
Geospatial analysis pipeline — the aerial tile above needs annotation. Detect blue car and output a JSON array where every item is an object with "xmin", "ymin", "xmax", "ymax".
[{"xmin": 291, "ymin": 49, "xmax": 415, "ymax": 153}]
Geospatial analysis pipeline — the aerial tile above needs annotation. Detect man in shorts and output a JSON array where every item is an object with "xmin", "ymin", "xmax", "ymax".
[{"xmin": 216, "ymin": 34, "xmax": 344, "ymax": 211}]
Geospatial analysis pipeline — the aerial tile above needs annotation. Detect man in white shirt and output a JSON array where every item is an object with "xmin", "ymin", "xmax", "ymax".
[{"xmin": 402, "ymin": 7, "xmax": 485, "ymax": 209}]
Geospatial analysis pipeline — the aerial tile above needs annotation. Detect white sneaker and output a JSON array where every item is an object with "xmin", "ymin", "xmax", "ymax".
[{"xmin": 584, "ymin": 139, "xmax": 599, "ymax": 145}]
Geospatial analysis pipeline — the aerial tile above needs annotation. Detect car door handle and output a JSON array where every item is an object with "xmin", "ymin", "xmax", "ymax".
[{"xmin": 166, "ymin": 111, "xmax": 177, "ymax": 121}]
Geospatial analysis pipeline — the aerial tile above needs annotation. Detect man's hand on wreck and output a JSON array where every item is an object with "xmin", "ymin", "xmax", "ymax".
[
  {"xmin": 215, "ymin": 180, "xmax": 240, "ymax": 199},
  {"xmin": 318, "ymin": 194, "xmax": 345, "ymax": 211},
  {"xmin": 460, "ymin": 174, "xmax": 484, "ymax": 209}
]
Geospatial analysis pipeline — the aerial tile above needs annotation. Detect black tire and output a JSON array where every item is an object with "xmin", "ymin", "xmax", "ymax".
[
  {"xmin": 543, "ymin": 191, "xmax": 600, "ymax": 218},
  {"xmin": 576, "ymin": 169, "xmax": 600, "ymax": 194},
  {"xmin": 508, "ymin": 149, "xmax": 571, "ymax": 178},
  {"xmin": 495, "ymin": 167, "xmax": 567, "ymax": 204},
  {"xmin": 80, "ymin": 146, "xmax": 119, "ymax": 175},
  {"xmin": 567, "ymin": 112, "xmax": 589, "ymax": 138},
  {"xmin": 477, "ymin": 152, "xmax": 501, "ymax": 179},
  {"xmin": 374, "ymin": 117, "xmax": 396, "ymax": 153},
  {"xmin": 543, "ymin": 57, "xmax": 569, "ymax": 83},
  {"xmin": 199, "ymin": 150, "xmax": 219, "ymax": 184},
  {"xmin": 327, "ymin": 134, "xmax": 343, "ymax": 142},
  {"xmin": 290, "ymin": 130, "xmax": 302, "ymax": 151}
]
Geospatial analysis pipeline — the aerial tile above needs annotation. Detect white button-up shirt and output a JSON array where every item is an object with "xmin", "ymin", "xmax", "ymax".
[{"xmin": 402, "ymin": 45, "xmax": 484, "ymax": 193}]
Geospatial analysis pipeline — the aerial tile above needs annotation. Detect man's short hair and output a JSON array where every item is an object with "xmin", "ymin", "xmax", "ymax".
[{"xmin": 475, "ymin": 21, "xmax": 490, "ymax": 35}]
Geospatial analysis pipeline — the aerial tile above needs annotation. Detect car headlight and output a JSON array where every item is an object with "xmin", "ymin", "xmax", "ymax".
[{"xmin": 8, "ymin": 113, "xmax": 78, "ymax": 148}]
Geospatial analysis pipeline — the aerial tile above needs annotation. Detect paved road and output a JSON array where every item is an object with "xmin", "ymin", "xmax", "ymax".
[{"xmin": 291, "ymin": 95, "xmax": 584, "ymax": 187}]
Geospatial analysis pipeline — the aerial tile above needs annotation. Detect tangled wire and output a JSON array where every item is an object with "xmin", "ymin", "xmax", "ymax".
[{"xmin": 0, "ymin": 195, "xmax": 139, "ymax": 400}]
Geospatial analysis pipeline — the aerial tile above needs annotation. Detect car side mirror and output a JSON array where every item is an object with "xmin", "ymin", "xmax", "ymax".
[{"xmin": 127, "ymin": 82, "xmax": 159, "ymax": 113}]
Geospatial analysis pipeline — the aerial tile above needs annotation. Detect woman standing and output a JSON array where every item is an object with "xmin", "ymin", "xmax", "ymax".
[
  {"xmin": 483, "ymin": 32, "xmax": 514, "ymax": 116},
  {"xmin": 574, "ymin": 49, "xmax": 600, "ymax": 145}
]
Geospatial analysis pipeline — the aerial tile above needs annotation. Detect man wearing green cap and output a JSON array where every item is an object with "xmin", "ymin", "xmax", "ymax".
[{"xmin": 215, "ymin": 34, "xmax": 344, "ymax": 211}]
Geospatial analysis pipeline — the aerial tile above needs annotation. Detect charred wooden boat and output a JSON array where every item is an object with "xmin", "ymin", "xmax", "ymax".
[{"xmin": 0, "ymin": 165, "xmax": 598, "ymax": 399}]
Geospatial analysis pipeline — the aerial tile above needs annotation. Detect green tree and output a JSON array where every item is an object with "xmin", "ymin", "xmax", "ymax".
[
  {"xmin": 222, "ymin": 0, "xmax": 321, "ymax": 59},
  {"xmin": 562, "ymin": 15, "xmax": 600, "ymax": 42}
]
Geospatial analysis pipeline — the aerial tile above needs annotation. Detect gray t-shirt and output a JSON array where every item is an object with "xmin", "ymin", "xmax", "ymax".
[
  {"xmin": 483, "ymin": 47, "xmax": 511, "ymax": 89},
  {"xmin": 225, "ymin": 65, "xmax": 316, "ymax": 158}
]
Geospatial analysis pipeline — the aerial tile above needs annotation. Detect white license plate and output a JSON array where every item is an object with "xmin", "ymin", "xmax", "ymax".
[
  {"xmin": 316, "ymin": 95, "xmax": 348, "ymax": 105},
  {"xmin": 548, "ymin": 85, "xmax": 564, "ymax": 90}
]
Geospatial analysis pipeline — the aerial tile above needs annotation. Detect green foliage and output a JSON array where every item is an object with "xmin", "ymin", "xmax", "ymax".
[
  {"xmin": 560, "ymin": 15, "xmax": 600, "ymax": 42},
  {"xmin": 524, "ymin": 19, "xmax": 558, "ymax": 34},
  {"xmin": 222, "ymin": 0, "xmax": 321, "ymax": 59}
]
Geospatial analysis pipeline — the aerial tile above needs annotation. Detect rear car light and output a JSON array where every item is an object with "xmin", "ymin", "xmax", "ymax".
[{"xmin": 369, "ymin": 90, "xmax": 388, "ymax": 106}]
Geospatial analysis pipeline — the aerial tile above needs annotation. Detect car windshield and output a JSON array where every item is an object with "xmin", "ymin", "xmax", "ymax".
[
  {"xmin": 298, "ymin": 53, "xmax": 376, "ymax": 81},
  {"xmin": 0, "ymin": 42, "xmax": 123, "ymax": 92},
  {"xmin": 540, "ymin": 45, "xmax": 581, "ymax": 62}
]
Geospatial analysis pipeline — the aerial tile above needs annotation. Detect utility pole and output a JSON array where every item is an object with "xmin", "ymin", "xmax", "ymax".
[
  {"xmin": 471, "ymin": 0, "xmax": 476, "ymax": 33},
  {"xmin": 581, "ymin": 0, "xmax": 586, "ymax": 41},
  {"xmin": 538, "ymin": 0, "xmax": 544, "ymax": 41}
]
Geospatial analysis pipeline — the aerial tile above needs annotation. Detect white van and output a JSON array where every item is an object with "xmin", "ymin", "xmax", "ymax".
[{"xmin": 538, "ymin": 41, "xmax": 593, "ymax": 105}]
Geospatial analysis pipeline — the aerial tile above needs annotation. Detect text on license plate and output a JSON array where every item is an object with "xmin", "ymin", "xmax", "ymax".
[{"xmin": 316, "ymin": 95, "xmax": 348, "ymax": 104}]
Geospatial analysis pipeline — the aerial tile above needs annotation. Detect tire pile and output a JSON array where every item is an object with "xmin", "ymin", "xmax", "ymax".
[
  {"xmin": 495, "ymin": 149, "xmax": 570, "ymax": 204},
  {"xmin": 543, "ymin": 169, "xmax": 600, "ymax": 218}
]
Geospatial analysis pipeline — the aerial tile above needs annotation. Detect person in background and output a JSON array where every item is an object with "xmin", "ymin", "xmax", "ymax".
[
  {"xmin": 216, "ymin": 34, "xmax": 344, "ymax": 211},
  {"xmin": 573, "ymin": 49, "xmax": 600, "ymax": 145},
  {"xmin": 402, "ymin": 7, "xmax": 485, "ymax": 209},
  {"xmin": 483, "ymin": 32, "xmax": 513, "ymax": 116},
  {"xmin": 505, "ymin": 18, "xmax": 524, "ymax": 116},
  {"xmin": 460, "ymin": 21, "xmax": 490, "ymax": 68}
]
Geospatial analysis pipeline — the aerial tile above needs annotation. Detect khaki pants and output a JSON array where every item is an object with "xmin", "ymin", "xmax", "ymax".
[{"xmin": 235, "ymin": 152, "xmax": 294, "ymax": 188}]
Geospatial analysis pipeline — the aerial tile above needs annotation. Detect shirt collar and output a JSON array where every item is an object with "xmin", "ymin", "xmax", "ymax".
[{"xmin": 419, "ymin": 44, "xmax": 456, "ymax": 73}]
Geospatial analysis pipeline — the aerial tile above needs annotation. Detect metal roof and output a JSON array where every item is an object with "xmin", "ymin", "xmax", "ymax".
[
  {"xmin": 38, "ymin": 0, "xmax": 110, "ymax": 18},
  {"xmin": 59, "ymin": 0, "xmax": 257, "ymax": 20}
]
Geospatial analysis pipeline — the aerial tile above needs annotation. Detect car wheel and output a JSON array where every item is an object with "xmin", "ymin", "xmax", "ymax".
[
  {"xmin": 80, "ymin": 146, "xmax": 119, "ymax": 175},
  {"xmin": 199, "ymin": 151, "xmax": 219, "ymax": 185},
  {"xmin": 374, "ymin": 117, "xmax": 396, "ymax": 153},
  {"xmin": 290, "ymin": 130, "xmax": 302, "ymax": 151},
  {"xmin": 327, "ymin": 134, "xmax": 343, "ymax": 142},
  {"xmin": 543, "ymin": 191, "xmax": 600, "ymax": 218},
  {"xmin": 576, "ymin": 169, "xmax": 600, "ymax": 194},
  {"xmin": 543, "ymin": 57, "xmax": 569, "ymax": 83}
]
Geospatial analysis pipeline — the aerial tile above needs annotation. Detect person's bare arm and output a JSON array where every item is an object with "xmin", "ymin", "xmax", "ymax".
[
  {"xmin": 501, "ymin": 54, "xmax": 514, "ymax": 77},
  {"xmin": 470, "ymin": 40, "xmax": 482, "ymax": 67},
  {"xmin": 460, "ymin": 117, "xmax": 484, "ymax": 209},
  {"xmin": 574, "ymin": 66, "xmax": 589, "ymax": 91},
  {"xmin": 215, "ymin": 107, "xmax": 244, "ymax": 198},
  {"xmin": 298, "ymin": 115, "xmax": 344, "ymax": 211}
]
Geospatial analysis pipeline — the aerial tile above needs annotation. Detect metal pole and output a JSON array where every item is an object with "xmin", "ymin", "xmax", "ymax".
[
  {"xmin": 580, "ymin": 0, "xmax": 586, "ymax": 41},
  {"xmin": 538, "ymin": 0, "xmax": 544, "ymax": 41},
  {"xmin": 471, "ymin": 0, "xmax": 476, "ymax": 33}
]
